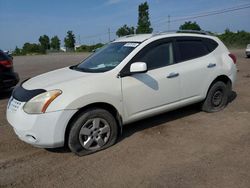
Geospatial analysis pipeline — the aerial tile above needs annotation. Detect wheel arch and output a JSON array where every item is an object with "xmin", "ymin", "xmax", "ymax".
[
  {"xmin": 64, "ymin": 102, "xmax": 123, "ymax": 146},
  {"xmin": 206, "ymin": 75, "xmax": 232, "ymax": 97}
]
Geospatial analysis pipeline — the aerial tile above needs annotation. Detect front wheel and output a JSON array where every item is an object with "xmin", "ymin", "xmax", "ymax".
[
  {"xmin": 68, "ymin": 108, "xmax": 118, "ymax": 156},
  {"xmin": 202, "ymin": 81, "xmax": 229, "ymax": 113}
]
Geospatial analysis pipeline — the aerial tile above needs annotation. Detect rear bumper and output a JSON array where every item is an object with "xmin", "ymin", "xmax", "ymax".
[
  {"xmin": 0, "ymin": 72, "xmax": 19, "ymax": 90},
  {"xmin": 229, "ymin": 64, "xmax": 237, "ymax": 88}
]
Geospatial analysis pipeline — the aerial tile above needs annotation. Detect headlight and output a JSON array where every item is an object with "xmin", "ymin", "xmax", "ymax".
[{"xmin": 23, "ymin": 90, "xmax": 62, "ymax": 114}]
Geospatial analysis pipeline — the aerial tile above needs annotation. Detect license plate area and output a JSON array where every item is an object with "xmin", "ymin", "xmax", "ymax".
[{"xmin": 8, "ymin": 97, "xmax": 22, "ymax": 112}]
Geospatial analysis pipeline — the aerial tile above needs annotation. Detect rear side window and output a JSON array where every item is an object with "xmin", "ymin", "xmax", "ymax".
[
  {"xmin": 203, "ymin": 38, "xmax": 218, "ymax": 52},
  {"xmin": 136, "ymin": 42, "xmax": 174, "ymax": 70},
  {"xmin": 176, "ymin": 40, "xmax": 209, "ymax": 62}
]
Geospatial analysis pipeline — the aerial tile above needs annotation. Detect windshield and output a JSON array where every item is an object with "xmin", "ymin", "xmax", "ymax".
[{"xmin": 75, "ymin": 42, "xmax": 139, "ymax": 73}]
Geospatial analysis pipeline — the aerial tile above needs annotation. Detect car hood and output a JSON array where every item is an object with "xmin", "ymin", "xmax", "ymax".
[{"xmin": 22, "ymin": 67, "xmax": 92, "ymax": 90}]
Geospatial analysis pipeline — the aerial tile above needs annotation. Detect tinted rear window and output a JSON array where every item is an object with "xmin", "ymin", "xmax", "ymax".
[
  {"xmin": 0, "ymin": 51, "xmax": 10, "ymax": 61},
  {"xmin": 203, "ymin": 38, "xmax": 218, "ymax": 52},
  {"xmin": 176, "ymin": 40, "xmax": 209, "ymax": 62}
]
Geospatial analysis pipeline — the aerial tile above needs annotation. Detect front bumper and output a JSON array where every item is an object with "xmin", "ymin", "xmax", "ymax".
[
  {"xmin": 246, "ymin": 51, "xmax": 250, "ymax": 56},
  {"xmin": 6, "ymin": 97, "xmax": 77, "ymax": 148}
]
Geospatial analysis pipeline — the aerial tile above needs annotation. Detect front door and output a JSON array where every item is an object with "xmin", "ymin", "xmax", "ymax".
[{"xmin": 121, "ymin": 40, "xmax": 181, "ymax": 121}]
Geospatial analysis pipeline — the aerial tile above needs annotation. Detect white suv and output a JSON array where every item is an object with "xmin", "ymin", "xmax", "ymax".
[
  {"xmin": 246, "ymin": 44, "xmax": 250, "ymax": 58},
  {"xmin": 7, "ymin": 31, "xmax": 237, "ymax": 155}
]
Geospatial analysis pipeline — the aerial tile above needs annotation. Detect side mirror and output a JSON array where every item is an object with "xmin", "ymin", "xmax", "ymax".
[{"xmin": 130, "ymin": 62, "xmax": 147, "ymax": 73}]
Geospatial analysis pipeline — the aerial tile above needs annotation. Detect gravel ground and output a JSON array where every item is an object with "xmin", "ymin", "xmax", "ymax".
[{"xmin": 0, "ymin": 50, "xmax": 250, "ymax": 188}]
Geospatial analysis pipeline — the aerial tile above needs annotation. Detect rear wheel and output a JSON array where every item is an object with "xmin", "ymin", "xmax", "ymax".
[
  {"xmin": 202, "ymin": 81, "xmax": 229, "ymax": 112},
  {"xmin": 68, "ymin": 108, "xmax": 118, "ymax": 156}
]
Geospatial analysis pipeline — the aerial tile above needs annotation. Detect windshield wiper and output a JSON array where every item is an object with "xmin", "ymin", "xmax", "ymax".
[
  {"xmin": 70, "ymin": 65, "xmax": 90, "ymax": 72},
  {"xmin": 70, "ymin": 65, "xmax": 103, "ymax": 73},
  {"xmin": 70, "ymin": 65, "xmax": 115, "ymax": 73}
]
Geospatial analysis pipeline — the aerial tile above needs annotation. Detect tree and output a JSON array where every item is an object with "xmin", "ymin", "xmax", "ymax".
[
  {"xmin": 116, "ymin": 25, "xmax": 135, "ymax": 37},
  {"xmin": 39, "ymin": 35, "xmax": 50, "ymax": 52},
  {"xmin": 136, "ymin": 2, "xmax": 153, "ymax": 34},
  {"xmin": 13, "ymin": 46, "xmax": 22, "ymax": 55},
  {"xmin": 22, "ymin": 43, "xmax": 43, "ymax": 54},
  {"xmin": 179, "ymin": 21, "xmax": 201, "ymax": 31},
  {"xmin": 50, "ymin": 36, "xmax": 61, "ymax": 50},
  {"xmin": 218, "ymin": 29, "xmax": 250, "ymax": 48},
  {"xmin": 64, "ymin": 31, "xmax": 76, "ymax": 51}
]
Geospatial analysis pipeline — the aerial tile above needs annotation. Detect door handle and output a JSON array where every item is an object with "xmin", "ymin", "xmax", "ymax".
[
  {"xmin": 167, "ymin": 72, "xmax": 179, "ymax": 78},
  {"xmin": 207, "ymin": 63, "xmax": 216, "ymax": 68}
]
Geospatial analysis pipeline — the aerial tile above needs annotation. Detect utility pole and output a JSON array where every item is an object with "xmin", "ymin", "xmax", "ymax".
[
  {"xmin": 168, "ymin": 15, "xmax": 170, "ymax": 31},
  {"xmin": 108, "ymin": 28, "xmax": 111, "ymax": 42}
]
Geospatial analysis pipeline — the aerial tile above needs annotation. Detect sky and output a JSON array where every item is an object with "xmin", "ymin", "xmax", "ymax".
[{"xmin": 0, "ymin": 0, "xmax": 250, "ymax": 50}]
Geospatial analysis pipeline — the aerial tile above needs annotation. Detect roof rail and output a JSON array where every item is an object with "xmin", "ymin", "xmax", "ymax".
[
  {"xmin": 119, "ymin": 33, "xmax": 148, "ymax": 39},
  {"xmin": 176, "ymin": 30, "xmax": 210, "ymax": 35},
  {"xmin": 153, "ymin": 30, "xmax": 211, "ymax": 36},
  {"xmin": 152, "ymin": 30, "xmax": 175, "ymax": 36}
]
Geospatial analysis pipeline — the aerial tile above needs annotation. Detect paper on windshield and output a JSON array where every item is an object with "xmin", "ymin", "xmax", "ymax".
[{"xmin": 124, "ymin": 43, "xmax": 139, "ymax": 48}]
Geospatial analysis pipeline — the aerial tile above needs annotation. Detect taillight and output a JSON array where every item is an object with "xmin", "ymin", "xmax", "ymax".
[
  {"xmin": 0, "ymin": 60, "xmax": 12, "ymax": 68},
  {"xmin": 229, "ymin": 53, "xmax": 237, "ymax": 64}
]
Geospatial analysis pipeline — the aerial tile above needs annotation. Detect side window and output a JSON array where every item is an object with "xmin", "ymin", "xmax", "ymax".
[
  {"xmin": 137, "ymin": 42, "xmax": 174, "ymax": 70},
  {"xmin": 176, "ymin": 40, "xmax": 209, "ymax": 62},
  {"xmin": 203, "ymin": 38, "xmax": 218, "ymax": 52}
]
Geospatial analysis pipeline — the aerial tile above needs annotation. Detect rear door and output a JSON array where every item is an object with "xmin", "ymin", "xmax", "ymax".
[{"xmin": 174, "ymin": 37, "xmax": 218, "ymax": 100}]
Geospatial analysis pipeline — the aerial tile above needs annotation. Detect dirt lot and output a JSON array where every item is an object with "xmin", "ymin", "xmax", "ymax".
[{"xmin": 0, "ymin": 50, "xmax": 250, "ymax": 188}]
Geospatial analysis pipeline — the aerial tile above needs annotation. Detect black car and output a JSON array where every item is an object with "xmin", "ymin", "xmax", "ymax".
[{"xmin": 0, "ymin": 50, "xmax": 19, "ymax": 91}]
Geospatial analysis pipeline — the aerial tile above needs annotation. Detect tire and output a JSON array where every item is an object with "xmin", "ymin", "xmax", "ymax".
[
  {"xmin": 202, "ymin": 81, "xmax": 229, "ymax": 113},
  {"xmin": 68, "ymin": 108, "xmax": 118, "ymax": 156}
]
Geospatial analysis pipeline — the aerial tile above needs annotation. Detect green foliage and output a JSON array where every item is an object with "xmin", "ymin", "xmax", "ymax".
[
  {"xmin": 50, "ymin": 36, "xmax": 61, "ymax": 50},
  {"xmin": 22, "ymin": 43, "xmax": 44, "ymax": 55},
  {"xmin": 75, "ymin": 43, "xmax": 104, "ymax": 52},
  {"xmin": 218, "ymin": 29, "xmax": 250, "ymax": 48},
  {"xmin": 39, "ymin": 35, "xmax": 50, "ymax": 51},
  {"xmin": 64, "ymin": 31, "xmax": 76, "ymax": 51},
  {"xmin": 116, "ymin": 25, "xmax": 135, "ymax": 37},
  {"xmin": 12, "ymin": 46, "xmax": 22, "ymax": 56},
  {"xmin": 136, "ymin": 2, "xmax": 153, "ymax": 34},
  {"xmin": 179, "ymin": 21, "xmax": 201, "ymax": 31}
]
